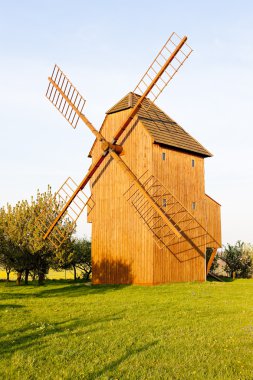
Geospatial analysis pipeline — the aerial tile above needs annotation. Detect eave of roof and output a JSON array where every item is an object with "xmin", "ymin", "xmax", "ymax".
[{"xmin": 205, "ymin": 193, "xmax": 221, "ymax": 206}]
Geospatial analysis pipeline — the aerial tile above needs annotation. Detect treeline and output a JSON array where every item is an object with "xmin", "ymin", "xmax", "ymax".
[{"xmin": 0, "ymin": 187, "xmax": 91, "ymax": 285}]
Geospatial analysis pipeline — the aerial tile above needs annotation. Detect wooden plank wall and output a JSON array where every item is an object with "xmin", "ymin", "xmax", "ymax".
[
  {"xmin": 204, "ymin": 194, "xmax": 222, "ymax": 246},
  {"xmin": 88, "ymin": 110, "xmax": 221, "ymax": 284},
  {"xmin": 152, "ymin": 144, "xmax": 212, "ymax": 283},
  {"xmin": 89, "ymin": 110, "xmax": 155, "ymax": 284}
]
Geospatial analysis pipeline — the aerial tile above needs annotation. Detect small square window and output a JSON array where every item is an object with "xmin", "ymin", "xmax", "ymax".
[
  {"xmin": 162, "ymin": 198, "xmax": 167, "ymax": 207},
  {"xmin": 192, "ymin": 202, "xmax": 196, "ymax": 210},
  {"xmin": 162, "ymin": 152, "xmax": 166, "ymax": 160},
  {"xmin": 192, "ymin": 159, "xmax": 195, "ymax": 167}
]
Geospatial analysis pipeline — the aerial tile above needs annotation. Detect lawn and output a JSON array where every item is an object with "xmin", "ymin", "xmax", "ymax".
[
  {"xmin": 0, "ymin": 269, "xmax": 79, "ymax": 281},
  {"xmin": 0, "ymin": 279, "xmax": 253, "ymax": 380}
]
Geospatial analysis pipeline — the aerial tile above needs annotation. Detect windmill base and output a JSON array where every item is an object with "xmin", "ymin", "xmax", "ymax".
[{"xmin": 91, "ymin": 251, "xmax": 206, "ymax": 285}]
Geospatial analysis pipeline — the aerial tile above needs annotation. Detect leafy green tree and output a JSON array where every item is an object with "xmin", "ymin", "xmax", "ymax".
[
  {"xmin": 72, "ymin": 238, "xmax": 92, "ymax": 281},
  {"xmin": 240, "ymin": 243, "xmax": 253, "ymax": 278},
  {"xmin": 0, "ymin": 228, "xmax": 15, "ymax": 281},
  {"xmin": 0, "ymin": 186, "xmax": 74, "ymax": 285},
  {"xmin": 221, "ymin": 241, "xmax": 253, "ymax": 278},
  {"xmin": 53, "ymin": 237, "xmax": 91, "ymax": 280},
  {"xmin": 0, "ymin": 198, "xmax": 44, "ymax": 284}
]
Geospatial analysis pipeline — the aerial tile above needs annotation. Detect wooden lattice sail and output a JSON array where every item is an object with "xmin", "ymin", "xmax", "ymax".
[
  {"xmin": 133, "ymin": 32, "xmax": 192, "ymax": 105},
  {"xmin": 36, "ymin": 177, "xmax": 94, "ymax": 248},
  {"xmin": 46, "ymin": 65, "xmax": 86, "ymax": 129}
]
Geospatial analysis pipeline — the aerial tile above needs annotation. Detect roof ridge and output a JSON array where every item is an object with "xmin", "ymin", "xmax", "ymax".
[{"xmin": 90, "ymin": 92, "xmax": 212, "ymax": 158}]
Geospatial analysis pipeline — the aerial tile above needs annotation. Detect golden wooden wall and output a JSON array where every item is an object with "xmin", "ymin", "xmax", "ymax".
[
  {"xmin": 152, "ymin": 145, "xmax": 206, "ymax": 282},
  {"xmin": 88, "ymin": 112, "xmax": 221, "ymax": 284},
  {"xmin": 89, "ymin": 111, "xmax": 155, "ymax": 284},
  {"xmin": 204, "ymin": 194, "xmax": 222, "ymax": 246}
]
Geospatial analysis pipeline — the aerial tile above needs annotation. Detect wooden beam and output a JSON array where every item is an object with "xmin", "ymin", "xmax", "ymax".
[
  {"xmin": 206, "ymin": 248, "xmax": 218, "ymax": 275},
  {"xmin": 109, "ymin": 150, "xmax": 181, "ymax": 238}
]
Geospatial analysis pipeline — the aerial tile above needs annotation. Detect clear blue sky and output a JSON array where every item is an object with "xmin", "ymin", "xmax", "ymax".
[{"xmin": 0, "ymin": 0, "xmax": 252, "ymax": 245}]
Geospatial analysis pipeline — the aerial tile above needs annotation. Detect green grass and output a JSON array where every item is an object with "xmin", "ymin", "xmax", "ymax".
[
  {"xmin": 0, "ymin": 280, "xmax": 253, "ymax": 380},
  {"xmin": 0, "ymin": 269, "xmax": 81, "ymax": 281}
]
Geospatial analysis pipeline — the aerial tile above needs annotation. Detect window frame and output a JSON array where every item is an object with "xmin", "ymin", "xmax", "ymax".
[{"xmin": 162, "ymin": 198, "xmax": 167, "ymax": 207}]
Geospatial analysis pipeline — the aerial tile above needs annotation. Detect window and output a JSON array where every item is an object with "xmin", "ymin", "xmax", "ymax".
[
  {"xmin": 162, "ymin": 152, "xmax": 166, "ymax": 161},
  {"xmin": 162, "ymin": 198, "xmax": 167, "ymax": 207},
  {"xmin": 192, "ymin": 202, "xmax": 196, "ymax": 210},
  {"xmin": 192, "ymin": 159, "xmax": 195, "ymax": 167}
]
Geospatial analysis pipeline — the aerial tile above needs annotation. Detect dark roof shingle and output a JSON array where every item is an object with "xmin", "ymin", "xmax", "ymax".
[{"xmin": 106, "ymin": 93, "xmax": 212, "ymax": 157}]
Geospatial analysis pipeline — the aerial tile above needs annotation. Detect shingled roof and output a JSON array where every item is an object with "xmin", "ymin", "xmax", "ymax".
[
  {"xmin": 106, "ymin": 92, "xmax": 212, "ymax": 158},
  {"xmin": 89, "ymin": 93, "xmax": 212, "ymax": 158}
]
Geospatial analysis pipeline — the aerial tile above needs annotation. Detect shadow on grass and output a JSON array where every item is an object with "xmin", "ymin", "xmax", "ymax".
[
  {"xmin": 0, "ymin": 303, "xmax": 24, "ymax": 310},
  {"xmin": 207, "ymin": 275, "xmax": 234, "ymax": 282},
  {"xmin": 0, "ymin": 319, "xmax": 78, "ymax": 357},
  {"xmin": 37, "ymin": 283, "xmax": 129, "ymax": 299},
  {"xmin": 0, "ymin": 292, "xmax": 33, "ymax": 300},
  {"xmin": 0, "ymin": 311, "xmax": 125, "ymax": 357},
  {"xmin": 0, "ymin": 280, "xmax": 130, "ymax": 301},
  {"xmin": 87, "ymin": 340, "xmax": 159, "ymax": 380}
]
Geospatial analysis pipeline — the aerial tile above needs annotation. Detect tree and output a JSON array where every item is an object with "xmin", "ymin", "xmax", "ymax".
[
  {"xmin": 220, "ymin": 241, "xmax": 253, "ymax": 278},
  {"xmin": 0, "ymin": 228, "xmax": 16, "ymax": 281},
  {"xmin": 240, "ymin": 243, "xmax": 253, "ymax": 278},
  {"xmin": 0, "ymin": 199, "xmax": 42, "ymax": 284},
  {"xmin": 53, "ymin": 237, "xmax": 92, "ymax": 280},
  {"xmin": 72, "ymin": 238, "xmax": 92, "ymax": 280},
  {"xmin": 0, "ymin": 186, "xmax": 74, "ymax": 285}
]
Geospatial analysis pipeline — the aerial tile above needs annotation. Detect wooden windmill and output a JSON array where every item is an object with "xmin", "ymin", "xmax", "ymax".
[{"xmin": 38, "ymin": 33, "xmax": 221, "ymax": 284}]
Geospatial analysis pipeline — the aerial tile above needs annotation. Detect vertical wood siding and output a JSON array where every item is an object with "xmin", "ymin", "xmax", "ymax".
[
  {"xmin": 88, "ymin": 112, "xmax": 221, "ymax": 284},
  {"xmin": 90, "ymin": 111, "xmax": 154, "ymax": 284}
]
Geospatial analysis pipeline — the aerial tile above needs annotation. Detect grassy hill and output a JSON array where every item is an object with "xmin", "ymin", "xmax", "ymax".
[{"xmin": 0, "ymin": 279, "xmax": 253, "ymax": 379}]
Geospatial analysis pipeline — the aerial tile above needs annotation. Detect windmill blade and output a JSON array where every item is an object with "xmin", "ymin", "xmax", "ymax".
[
  {"xmin": 36, "ymin": 176, "xmax": 95, "ymax": 248},
  {"xmin": 46, "ymin": 65, "xmax": 86, "ymax": 129},
  {"xmin": 113, "ymin": 33, "xmax": 192, "ymax": 143},
  {"xmin": 124, "ymin": 171, "xmax": 220, "ymax": 261},
  {"xmin": 43, "ymin": 154, "xmax": 106, "ymax": 242},
  {"xmin": 134, "ymin": 32, "xmax": 192, "ymax": 105},
  {"xmin": 110, "ymin": 151, "xmax": 220, "ymax": 258},
  {"xmin": 46, "ymin": 65, "xmax": 104, "ymax": 142}
]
